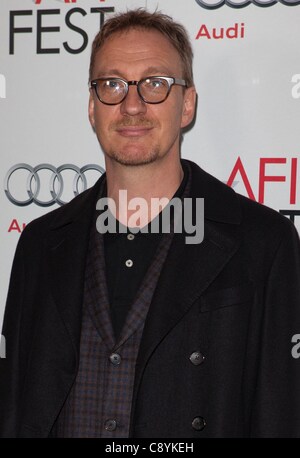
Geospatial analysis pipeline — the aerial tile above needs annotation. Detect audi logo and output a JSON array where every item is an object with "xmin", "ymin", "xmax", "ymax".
[
  {"xmin": 4, "ymin": 163, "xmax": 105, "ymax": 207},
  {"xmin": 195, "ymin": 0, "xmax": 300, "ymax": 9}
]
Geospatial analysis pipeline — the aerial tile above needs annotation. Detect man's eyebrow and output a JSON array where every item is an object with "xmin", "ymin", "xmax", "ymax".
[
  {"xmin": 93, "ymin": 66, "xmax": 173, "ymax": 79},
  {"xmin": 142, "ymin": 66, "xmax": 172, "ymax": 76},
  {"xmin": 94, "ymin": 69, "xmax": 124, "ymax": 78}
]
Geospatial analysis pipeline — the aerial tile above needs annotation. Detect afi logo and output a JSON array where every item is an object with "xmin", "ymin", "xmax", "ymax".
[
  {"xmin": 35, "ymin": 0, "xmax": 76, "ymax": 3},
  {"xmin": 195, "ymin": 0, "xmax": 300, "ymax": 9},
  {"xmin": 34, "ymin": 0, "xmax": 106, "ymax": 4}
]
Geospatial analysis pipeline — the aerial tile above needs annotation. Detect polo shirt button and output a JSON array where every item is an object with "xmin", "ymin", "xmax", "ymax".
[
  {"xmin": 192, "ymin": 416, "xmax": 206, "ymax": 431},
  {"xmin": 127, "ymin": 233, "xmax": 135, "ymax": 240},
  {"xmin": 109, "ymin": 353, "xmax": 121, "ymax": 365},
  {"xmin": 189, "ymin": 351, "xmax": 205, "ymax": 366},
  {"xmin": 125, "ymin": 259, "xmax": 133, "ymax": 267},
  {"xmin": 104, "ymin": 419, "xmax": 117, "ymax": 431}
]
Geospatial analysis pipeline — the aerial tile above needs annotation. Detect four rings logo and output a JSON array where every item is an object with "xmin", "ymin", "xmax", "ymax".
[
  {"xmin": 4, "ymin": 163, "xmax": 105, "ymax": 207},
  {"xmin": 195, "ymin": 0, "xmax": 300, "ymax": 9}
]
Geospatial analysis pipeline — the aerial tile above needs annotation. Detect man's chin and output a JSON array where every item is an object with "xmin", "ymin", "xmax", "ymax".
[{"xmin": 107, "ymin": 150, "xmax": 160, "ymax": 167}]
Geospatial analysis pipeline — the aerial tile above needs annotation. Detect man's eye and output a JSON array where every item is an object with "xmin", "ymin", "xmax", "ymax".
[
  {"xmin": 105, "ymin": 80, "xmax": 120, "ymax": 89},
  {"xmin": 150, "ymin": 79, "xmax": 163, "ymax": 88}
]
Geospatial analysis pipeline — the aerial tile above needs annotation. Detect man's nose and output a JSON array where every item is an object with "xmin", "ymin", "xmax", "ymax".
[{"xmin": 120, "ymin": 85, "xmax": 147, "ymax": 116}]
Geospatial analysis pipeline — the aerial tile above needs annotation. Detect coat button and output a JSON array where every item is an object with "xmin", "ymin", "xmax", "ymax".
[
  {"xmin": 104, "ymin": 419, "xmax": 117, "ymax": 431},
  {"xmin": 192, "ymin": 416, "xmax": 206, "ymax": 431},
  {"xmin": 189, "ymin": 351, "xmax": 205, "ymax": 365},
  {"xmin": 109, "ymin": 353, "xmax": 121, "ymax": 365},
  {"xmin": 125, "ymin": 259, "xmax": 133, "ymax": 267}
]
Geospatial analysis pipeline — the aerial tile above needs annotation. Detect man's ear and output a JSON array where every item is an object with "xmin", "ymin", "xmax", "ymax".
[
  {"xmin": 181, "ymin": 86, "xmax": 197, "ymax": 129},
  {"xmin": 88, "ymin": 92, "xmax": 95, "ymax": 129}
]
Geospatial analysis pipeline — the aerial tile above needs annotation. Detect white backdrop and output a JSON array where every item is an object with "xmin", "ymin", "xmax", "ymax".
[{"xmin": 1, "ymin": 0, "xmax": 300, "ymax": 330}]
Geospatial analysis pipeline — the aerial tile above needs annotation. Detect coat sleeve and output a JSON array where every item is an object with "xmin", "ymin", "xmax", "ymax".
[
  {"xmin": 0, "ymin": 235, "xmax": 26, "ymax": 438},
  {"xmin": 250, "ymin": 221, "xmax": 300, "ymax": 437}
]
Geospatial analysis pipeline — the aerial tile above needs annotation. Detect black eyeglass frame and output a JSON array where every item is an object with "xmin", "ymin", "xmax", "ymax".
[{"xmin": 89, "ymin": 76, "xmax": 187, "ymax": 105}]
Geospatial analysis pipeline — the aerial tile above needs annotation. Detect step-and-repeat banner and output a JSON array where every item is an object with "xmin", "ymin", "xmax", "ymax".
[{"xmin": 1, "ymin": 0, "xmax": 300, "ymax": 329}]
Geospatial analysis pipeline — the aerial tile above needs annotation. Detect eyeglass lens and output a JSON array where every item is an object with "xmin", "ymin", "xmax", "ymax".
[{"xmin": 95, "ymin": 77, "xmax": 171, "ymax": 104}]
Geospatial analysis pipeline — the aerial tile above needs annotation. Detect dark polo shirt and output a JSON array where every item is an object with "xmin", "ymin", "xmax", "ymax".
[{"xmin": 104, "ymin": 163, "xmax": 189, "ymax": 339}]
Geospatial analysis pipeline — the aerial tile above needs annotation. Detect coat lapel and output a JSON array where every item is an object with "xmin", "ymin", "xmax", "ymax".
[
  {"xmin": 46, "ymin": 176, "xmax": 104, "ymax": 360},
  {"xmin": 85, "ymin": 225, "xmax": 115, "ymax": 349}
]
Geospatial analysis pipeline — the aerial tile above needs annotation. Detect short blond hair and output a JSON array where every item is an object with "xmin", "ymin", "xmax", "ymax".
[{"xmin": 89, "ymin": 8, "xmax": 194, "ymax": 87}]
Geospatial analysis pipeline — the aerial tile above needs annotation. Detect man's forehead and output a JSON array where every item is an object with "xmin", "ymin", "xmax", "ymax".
[
  {"xmin": 98, "ymin": 27, "xmax": 180, "ymax": 57},
  {"xmin": 93, "ymin": 28, "xmax": 182, "ymax": 75}
]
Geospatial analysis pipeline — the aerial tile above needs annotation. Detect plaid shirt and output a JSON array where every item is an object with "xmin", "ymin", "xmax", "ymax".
[{"xmin": 52, "ymin": 167, "xmax": 191, "ymax": 437}]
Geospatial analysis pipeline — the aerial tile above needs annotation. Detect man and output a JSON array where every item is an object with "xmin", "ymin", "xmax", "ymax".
[{"xmin": 1, "ymin": 9, "xmax": 300, "ymax": 438}]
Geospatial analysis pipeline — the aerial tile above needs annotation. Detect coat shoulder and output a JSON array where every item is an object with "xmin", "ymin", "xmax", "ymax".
[{"xmin": 237, "ymin": 191, "xmax": 298, "ymax": 242}]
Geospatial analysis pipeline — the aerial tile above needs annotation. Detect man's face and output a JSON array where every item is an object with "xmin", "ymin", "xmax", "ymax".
[{"xmin": 89, "ymin": 28, "xmax": 196, "ymax": 167}]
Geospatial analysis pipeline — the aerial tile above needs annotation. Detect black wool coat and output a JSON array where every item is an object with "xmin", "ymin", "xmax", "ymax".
[{"xmin": 1, "ymin": 160, "xmax": 300, "ymax": 438}]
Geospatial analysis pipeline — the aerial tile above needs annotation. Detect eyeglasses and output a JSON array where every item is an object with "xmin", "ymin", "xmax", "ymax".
[{"xmin": 90, "ymin": 76, "xmax": 187, "ymax": 105}]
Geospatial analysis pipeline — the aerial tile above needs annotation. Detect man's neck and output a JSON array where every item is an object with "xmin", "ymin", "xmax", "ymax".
[{"xmin": 105, "ymin": 156, "xmax": 184, "ymax": 228}]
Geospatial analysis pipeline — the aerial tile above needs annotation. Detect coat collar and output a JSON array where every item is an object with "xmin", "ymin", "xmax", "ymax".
[{"xmin": 185, "ymin": 159, "xmax": 241, "ymax": 224}]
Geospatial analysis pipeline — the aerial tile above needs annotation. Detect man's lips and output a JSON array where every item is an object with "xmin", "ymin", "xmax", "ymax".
[{"xmin": 115, "ymin": 126, "xmax": 154, "ymax": 137}]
